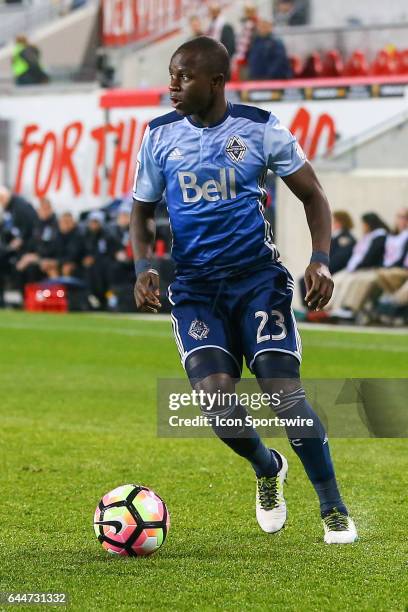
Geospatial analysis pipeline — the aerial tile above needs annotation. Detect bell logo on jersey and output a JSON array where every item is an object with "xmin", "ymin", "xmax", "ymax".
[{"xmin": 178, "ymin": 168, "xmax": 237, "ymax": 203}]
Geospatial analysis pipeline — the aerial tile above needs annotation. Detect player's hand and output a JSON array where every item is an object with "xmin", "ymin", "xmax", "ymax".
[
  {"xmin": 304, "ymin": 262, "xmax": 333, "ymax": 311},
  {"xmin": 134, "ymin": 271, "xmax": 162, "ymax": 313}
]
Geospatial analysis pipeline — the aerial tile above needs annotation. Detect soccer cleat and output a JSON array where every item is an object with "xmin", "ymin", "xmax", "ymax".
[
  {"xmin": 322, "ymin": 507, "xmax": 358, "ymax": 544},
  {"xmin": 256, "ymin": 450, "xmax": 288, "ymax": 533}
]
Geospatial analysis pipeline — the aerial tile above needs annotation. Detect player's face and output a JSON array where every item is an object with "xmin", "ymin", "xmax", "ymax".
[{"xmin": 169, "ymin": 52, "xmax": 216, "ymax": 116}]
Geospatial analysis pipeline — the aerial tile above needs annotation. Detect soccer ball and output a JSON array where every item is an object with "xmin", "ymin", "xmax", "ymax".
[{"xmin": 94, "ymin": 484, "xmax": 170, "ymax": 556}]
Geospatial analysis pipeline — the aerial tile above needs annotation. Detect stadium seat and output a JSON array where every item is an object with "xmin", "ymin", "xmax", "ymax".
[
  {"xmin": 299, "ymin": 52, "xmax": 323, "ymax": 78},
  {"xmin": 289, "ymin": 54, "xmax": 303, "ymax": 78},
  {"xmin": 371, "ymin": 50, "xmax": 398, "ymax": 76},
  {"xmin": 321, "ymin": 50, "xmax": 344, "ymax": 77},
  {"xmin": 343, "ymin": 50, "xmax": 369, "ymax": 77},
  {"xmin": 396, "ymin": 49, "xmax": 408, "ymax": 74},
  {"xmin": 230, "ymin": 57, "xmax": 241, "ymax": 82}
]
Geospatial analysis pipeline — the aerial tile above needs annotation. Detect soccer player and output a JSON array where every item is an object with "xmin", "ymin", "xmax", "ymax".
[{"xmin": 130, "ymin": 37, "xmax": 358, "ymax": 544}]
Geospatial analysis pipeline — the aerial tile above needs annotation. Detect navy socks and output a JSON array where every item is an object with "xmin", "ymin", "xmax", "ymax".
[
  {"xmin": 205, "ymin": 400, "xmax": 280, "ymax": 478},
  {"xmin": 276, "ymin": 389, "xmax": 347, "ymax": 514},
  {"xmin": 195, "ymin": 373, "xmax": 346, "ymax": 513}
]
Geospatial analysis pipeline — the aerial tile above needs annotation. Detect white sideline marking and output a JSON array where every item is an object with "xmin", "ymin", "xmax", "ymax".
[
  {"xmin": 0, "ymin": 320, "xmax": 170, "ymax": 339},
  {"xmin": 0, "ymin": 317, "xmax": 406, "ymax": 352},
  {"xmin": 91, "ymin": 313, "xmax": 407, "ymax": 336},
  {"xmin": 303, "ymin": 340, "xmax": 407, "ymax": 353},
  {"xmin": 298, "ymin": 322, "xmax": 407, "ymax": 336},
  {"xmin": 91, "ymin": 313, "xmax": 171, "ymax": 323}
]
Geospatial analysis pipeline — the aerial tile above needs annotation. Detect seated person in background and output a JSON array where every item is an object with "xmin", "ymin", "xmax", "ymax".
[
  {"xmin": 0, "ymin": 211, "xmax": 23, "ymax": 306},
  {"xmin": 381, "ymin": 209, "xmax": 408, "ymax": 269},
  {"xmin": 44, "ymin": 212, "xmax": 84, "ymax": 279},
  {"xmin": 0, "ymin": 186, "xmax": 38, "ymax": 304},
  {"xmin": 13, "ymin": 35, "xmax": 49, "ymax": 85},
  {"xmin": 109, "ymin": 203, "xmax": 134, "ymax": 290},
  {"xmin": 248, "ymin": 20, "xmax": 292, "ymax": 80},
  {"xmin": 15, "ymin": 197, "xmax": 59, "ymax": 285},
  {"xmin": 82, "ymin": 211, "xmax": 117, "ymax": 308},
  {"xmin": 376, "ymin": 252, "xmax": 408, "ymax": 318},
  {"xmin": 300, "ymin": 210, "xmax": 355, "ymax": 307},
  {"xmin": 342, "ymin": 208, "xmax": 408, "ymax": 315},
  {"xmin": 327, "ymin": 212, "xmax": 389, "ymax": 313},
  {"xmin": 330, "ymin": 210, "xmax": 356, "ymax": 274},
  {"xmin": 0, "ymin": 185, "xmax": 38, "ymax": 252}
]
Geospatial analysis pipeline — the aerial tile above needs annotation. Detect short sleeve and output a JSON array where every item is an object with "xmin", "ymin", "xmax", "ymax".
[
  {"xmin": 263, "ymin": 114, "xmax": 306, "ymax": 177},
  {"xmin": 133, "ymin": 126, "xmax": 165, "ymax": 203}
]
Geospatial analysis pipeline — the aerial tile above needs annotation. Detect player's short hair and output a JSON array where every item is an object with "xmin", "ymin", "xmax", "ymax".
[{"xmin": 172, "ymin": 36, "xmax": 231, "ymax": 81}]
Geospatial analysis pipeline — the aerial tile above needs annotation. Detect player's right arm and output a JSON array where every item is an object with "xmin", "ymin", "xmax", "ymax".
[{"xmin": 130, "ymin": 126, "xmax": 165, "ymax": 313}]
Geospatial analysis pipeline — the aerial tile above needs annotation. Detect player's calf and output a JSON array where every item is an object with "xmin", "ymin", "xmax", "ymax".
[{"xmin": 186, "ymin": 365, "xmax": 278, "ymax": 478}]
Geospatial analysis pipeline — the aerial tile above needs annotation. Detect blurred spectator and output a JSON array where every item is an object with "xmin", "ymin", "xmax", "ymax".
[
  {"xmin": 15, "ymin": 197, "xmax": 59, "ymax": 285},
  {"xmin": 109, "ymin": 203, "xmax": 133, "ymax": 281},
  {"xmin": 190, "ymin": 15, "xmax": 205, "ymax": 38},
  {"xmin": 330, "ymin": 211, "xmax": 356, "ymax": 274},
  {"xmin": 337, "ymin": 208, "xmax": 408, "ymax": 315},
  {"xmin": 82, "ymin": 211, "xmax": 117, "ymax": 308},
  {"xmin": 274, "ymin": 0, "xmax": 308, "ymax": 26},
  {"xmin": 0, "ymin": 186, "xmax": 38, "ymax": 248},
  {"xmin": 300, "ymin": 210, "xmax": 356, "ymax": 308},
  {"xmin": 345, "ymin": 213, "xmax": 389, "ymax": 272},
  {"xmin": 207, "ymin": 2, "xmax": 236, "ymax": 57},
  {"xmin": 45, "ymin": 212, "xmax": 84, "ymax": 279},
  {"xmin": 377, "ymin": 257, "xmax": 408, "ymax": 310},
  {"xmin": 328, "ymin": 212, "xmax": 389, "ymax": 312},
  {"xmin": 234, "ymin": 3, "xmax": 259, "ymax": 64},
  {"xmin": 12, "ymin": 35, "xmax": 49, "ymax": 86},
  {"xmin": 0, "ymin": 210, "xmax": 17, "ymax": 306},
  {"xmin": 248, "ymin": 20, "xmax": 292, "ymax": 80},
  {"xmin": 382, "ymin": 209, "xmax": 408, "ymax": 268},
  {"xmin": 0, "ymin": 187, "xmax": 37, "ymax": 305}
]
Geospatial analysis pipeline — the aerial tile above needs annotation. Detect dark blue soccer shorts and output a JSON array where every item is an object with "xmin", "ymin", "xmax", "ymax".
[{"xmin": 167, "ymin": 262, "xmax": 302, "ymax": 377}]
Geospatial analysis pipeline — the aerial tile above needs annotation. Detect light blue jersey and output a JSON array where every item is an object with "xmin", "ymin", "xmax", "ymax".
[{"xmin": 133, "ymin": 103, "xmax": 306, "ymax": 279}]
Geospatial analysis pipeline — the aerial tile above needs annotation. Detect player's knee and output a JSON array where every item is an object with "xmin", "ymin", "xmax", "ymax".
[
  {"xmin": 192, "ymin": 372, "xmax": 234, "ymax": 395},
  {"xmin": 185, "ymin": 347, "xmax": 239, "ymax": 384},
  {"xmin": 253, "ymin": 352, "xmax": 300, "ymax": 396},
  {"xmin": 253, "ymin": 352, "xmax": 300, "ymax": 380},
  {"xmin": 190, "ymin": 372, "xmax": 237, "ymax": 420}
]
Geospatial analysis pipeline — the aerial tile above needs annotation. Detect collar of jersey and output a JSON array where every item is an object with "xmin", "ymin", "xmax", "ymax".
[{"xmin": 186, "ymin": 102, "xmax": 231, "ymax": 129}]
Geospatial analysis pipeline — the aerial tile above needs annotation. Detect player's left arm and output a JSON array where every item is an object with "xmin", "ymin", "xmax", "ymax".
[{"xmin": 282, "ymin": 161, "xmax": 333, "ymax": 311}]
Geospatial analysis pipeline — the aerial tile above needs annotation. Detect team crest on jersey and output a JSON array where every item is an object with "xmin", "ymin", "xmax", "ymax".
[
  {"xmin": 188, "ymin": 319, "xmax": 210, "ymax": 341},
  {"xmin": 225, "ymin": 135, "xmax": 247, "ymax": 163}
]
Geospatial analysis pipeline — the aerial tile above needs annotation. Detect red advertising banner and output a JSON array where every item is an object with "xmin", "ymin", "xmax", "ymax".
[{"xmin": 102, "ymin": 0, "xmax": 183, "ymax": 47}]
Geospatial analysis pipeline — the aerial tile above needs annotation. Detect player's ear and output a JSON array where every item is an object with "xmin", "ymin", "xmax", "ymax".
[{"xmin": 212, "ymin": 73, "xmax": 225, "ymax": 89}]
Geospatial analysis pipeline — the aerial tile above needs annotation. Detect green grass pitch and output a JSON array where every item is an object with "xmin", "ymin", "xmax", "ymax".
[{"xmin": 0, "ymin": 310, "xmax": 407, "ymax": 611}]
